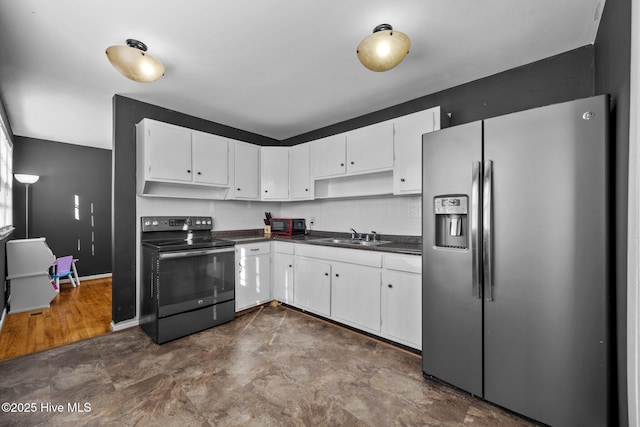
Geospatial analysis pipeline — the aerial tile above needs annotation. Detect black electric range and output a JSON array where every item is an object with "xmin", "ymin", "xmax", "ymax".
[{"xmin": 140, "ymin": 216, "xmax": 236, "ymax": 344}]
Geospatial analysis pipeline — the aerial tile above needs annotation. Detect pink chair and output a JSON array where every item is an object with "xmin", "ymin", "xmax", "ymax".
[{"xmin": 51, "ymin": 256, "xmax": 80, "ymax": 288}]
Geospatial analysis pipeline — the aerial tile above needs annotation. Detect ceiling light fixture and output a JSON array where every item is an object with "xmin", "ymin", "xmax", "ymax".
[
  {"xmin": 356, "ymin": 24, "xmax": 410, "ymax": 72},
  {"xmin": 105, "ymin": 39, "xmax": 165, "ymax": 83}
]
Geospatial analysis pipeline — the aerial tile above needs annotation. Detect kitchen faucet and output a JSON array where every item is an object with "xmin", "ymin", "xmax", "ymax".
[{"xmin": 350, "ymin": 228, "xmax": 362, "ymax": 240}]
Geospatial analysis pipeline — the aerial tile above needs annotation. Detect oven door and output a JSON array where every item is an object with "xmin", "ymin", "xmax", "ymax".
[{"xmin": 156, "ymin": 246, "xmax": 235, "ymax": 318}]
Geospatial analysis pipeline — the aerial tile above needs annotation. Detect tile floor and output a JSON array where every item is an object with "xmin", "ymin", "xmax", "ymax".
[{"xmin": 0, "ymin": 305, "xmax": 536, "ymax": 426}]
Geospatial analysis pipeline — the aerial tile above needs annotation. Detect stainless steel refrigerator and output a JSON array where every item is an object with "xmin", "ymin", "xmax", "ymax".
[{"xmin": 421, "ymin": 95, "xmax": 609, "ymax": 426}]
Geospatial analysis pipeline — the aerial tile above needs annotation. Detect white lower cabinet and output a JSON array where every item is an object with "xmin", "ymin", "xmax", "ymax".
[
  {"xmin": 381, "ymin": 254, "xmax": 422, "ymax": 349},
  {"xmin": 331, "ymin": 262, "xmax": 381, "ymax": 333},
  {"xmin": 293, "ymin": 257, "xmax": 331, "ymax": 317},
  {"xmin": 235, "ymin": 242, "xmax": 271, "ymax": 311},
  {"xmin": 275, "ymin": 244, "xmax": 421, "ymax": 350},
  {"xmin": 273, "ymin": 242, "xmax": 295, "ymax": 304}
]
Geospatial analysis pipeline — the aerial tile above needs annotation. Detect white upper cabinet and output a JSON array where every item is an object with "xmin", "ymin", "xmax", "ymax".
[
  {"xmin": 136, "ymin": 106, "xmax": 443, "ymax": 200},
  {"xmin": 191, "ymin": 131, "xmax": 229, "ymax": 186},
  {"xmin": 260, "ymin": 147, "xmax": 289, "ymax": 201},
  {"xmin": 345, "ymin": 121, "xmax": 394, "ymax": 174},
  {"xmin": 290, "ymin": 143, "xmax": 313, "ymax": 200},
  {"xmin": 141, "ymin": 120, "xmax": 193, "ymax": 183},
  {"xmin": 136, "ymin": 119, "xmax": 230, "ymax": 199},
  {"xmin": 311, "ymin": 134, "xmax": 346, "ymax": 179},
  {"xmin": 230, "ymin": 141, "xmax": 260, "ymax": 200},
  {"xmin": 311, "ymin": 121, "xmax": 394, "ymax": 181},
  {"xmin": 393, "ymin": 106, "xmax": 443, "ymax": 194}
]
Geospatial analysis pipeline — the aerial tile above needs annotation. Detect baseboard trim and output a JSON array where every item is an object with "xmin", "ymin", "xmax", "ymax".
[
  {"xmin": 111, "ymin": 318, "xmax": 139, "ymax": 332},
  {"xmin": 58, "ymin": 272, "xmax": 112, "ymax": 284}
]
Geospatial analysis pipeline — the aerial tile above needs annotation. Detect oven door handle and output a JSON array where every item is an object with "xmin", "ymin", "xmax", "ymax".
[{"xmin": 158, "ymin": 247, "xmax": 235, "ymax": 260}]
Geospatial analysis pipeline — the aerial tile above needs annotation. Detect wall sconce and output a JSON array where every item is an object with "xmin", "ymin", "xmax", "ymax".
[
  {"xmin": 357, "ymin": 24, "xmax": 410, "ymax": 72},
  {"xmin": 105, "ymin": 39, "xmax": 165, "ymax": 83},
  {"xmin": 14, "ymin": 174, "xmax": 40, "ymax": 238}
]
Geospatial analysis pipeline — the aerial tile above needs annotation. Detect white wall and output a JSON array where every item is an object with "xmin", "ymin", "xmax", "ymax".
[
  {"xmin": 137, "ymin": 197, "xmax": 282, "ymax": 230},
  {"xmin": 280, "ymin": 196, "xmax": 422, "ymax": 236},
  {"xmin": 137, "ymin": 194, "xmax": 423, "ymax": 237}
]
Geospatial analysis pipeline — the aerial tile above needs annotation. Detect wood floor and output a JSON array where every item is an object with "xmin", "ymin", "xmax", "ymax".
[{"xmin": 0, "ymin": 277, "xmax": 112, "ymax": 361}]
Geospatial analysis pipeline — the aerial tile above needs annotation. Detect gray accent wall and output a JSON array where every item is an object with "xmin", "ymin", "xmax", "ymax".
[
  {"xmin": 13, "ymin": 137, "xmax": 112, "ymax": 276},
  {"xmin": 594, "ymin": 0, "xmax": 632, "ymax": 424},
  {"xmin": 282, "ymin": 46, "xmax": 595, "ymax": 145}
]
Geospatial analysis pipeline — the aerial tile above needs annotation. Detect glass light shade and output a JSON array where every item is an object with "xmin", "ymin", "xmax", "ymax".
[
  {"xmin": 14, "ymin": 174, "xmax": 40, "ymax": 184},
  {"xmin": 357, "ymin": 25, "xmax": 410, "ymax": 72},
  {"xmin": 106, "ymin": 43, "xmax": 165, "ymax": 83}
]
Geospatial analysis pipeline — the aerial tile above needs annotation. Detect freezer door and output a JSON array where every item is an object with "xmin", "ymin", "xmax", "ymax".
[
  {"xmin": 483, "ymin": 95, "xmax": 608, "ymax": 426},
  {"xmin": 422, "ymin": 121, "xmax": 483, "ymax": 396}
]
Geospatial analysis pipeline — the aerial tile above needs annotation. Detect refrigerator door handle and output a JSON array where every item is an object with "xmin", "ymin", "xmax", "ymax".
[
  {"xmin": 483, "ymin": 160, "xmax": 494, "ymax": 301},
  {"xmin": 471, "ymin": 161, "xmax": 482, "ymax": 299}
]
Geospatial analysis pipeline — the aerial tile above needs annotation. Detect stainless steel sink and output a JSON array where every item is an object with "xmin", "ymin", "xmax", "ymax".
[{"xmin": 314, "ymin": 237, "xmax": 391, "ymax": 247}]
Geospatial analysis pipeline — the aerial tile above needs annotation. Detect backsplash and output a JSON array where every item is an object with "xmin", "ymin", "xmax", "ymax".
[
  {"xmin": 137, "ymin": 197, "xmax": 281, "ymax": 230},
  {"xmin": 280, "ymin": 196, "xmax": 422, "ymax": 236},
  {"xmin": 136, "ymin": 195, "xmax": 422, "ymax": 236}
]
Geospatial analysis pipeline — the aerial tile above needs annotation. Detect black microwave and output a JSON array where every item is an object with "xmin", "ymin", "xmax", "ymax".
[{"xmin": 271, "ymin": 218, "xmax": 306, "ymax": 236}]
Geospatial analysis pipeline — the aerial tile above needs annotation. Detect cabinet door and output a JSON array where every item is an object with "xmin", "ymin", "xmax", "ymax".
[
  {"xmin": 381, "ymin": 270, "xmax": 422, "ymax": 349},
  {"xmin": 293, "ymin": 257, "xmax": 331, "ymax": 317},
  {"xmin": 331, "ymin": 262, "xmax": 381, "ymax": 333},
  {"xmin": 192, "ymin": 132, "xmax": 229, "ymax": 186},
  {"xmin": 346, "ymin": 121, "xmax": 394, "ymax": 174},
  {"xmin": 260, "ymin": 147, "xmax": 289, "ymax": 200},
  {"xmin": 273, "ymin": 253, "xmax": 294, "ymax": 304},
  {"xmin": 233, "ymin": 142, "xmax": 260, "ymax": 199},
  {"xmin": 311, "ymin": 134, "xmax": 346, "ymax": 178},
  {"xmin": 236, "ymin": 253, "xmax": 271, "ymax": 311},
  {"xmin": 290, "ymin": 143, "xmax": 312, "ymax": 200},
  {"xmin": 145, "ymin": 121, "xmax": 192, "ymax": 182},
  {"xmin": 393, "ymin": 108, "xmax": 441, "ymax": 194}
]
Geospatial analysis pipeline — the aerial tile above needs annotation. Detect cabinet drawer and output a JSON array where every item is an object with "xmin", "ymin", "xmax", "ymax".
[
  {"xmin": 296, "ymin": 244, "xmax": 381, "ymax": 267},
  {"xmin": 383, "ymin": 253, "xmax": 421, "ymax": 274},
  {"xmin": 273, "ymin": 241, "xmax": 295, "ymax": 255},
  {"xmin": 236, "ymin": 242, "xmax": 271, "ymax": 256}
]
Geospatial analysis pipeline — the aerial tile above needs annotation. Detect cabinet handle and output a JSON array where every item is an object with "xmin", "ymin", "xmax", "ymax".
[
  {"xmin": 350, "ymin": 161, "xmax": 354, "ymax": 165},
  {"xmin": 388, "ymin": 284, "xmax": 393, "ymax": 288},
  {"xmin": 250, "ymin": 248, "xmax": 260, "ymax": 251},
  {"xmin": 187, "ymin": 169, "xmax": 191, "ymax": 173},
  {"xmin": 288, "ymin": 264, "xmax": 292, "ymax": 268},
  {"xmin": 340, "ymin": 163, "xmax": 344, "ymax": 167},
  {"xmin": 264, "ymin": 190, "xmax": 268, "ymax": 193},
  {"xmin": 305, "ymin": 188, "xmax": 308, "ymax": 192},
  {"xmin": 324, "ymin": 272, "xmax": 329, "ymax": 276},
  {"xmin": 237, "ymin": 188, "xmax": 241, "ymax": 191},
  {"xmin": 197, "ymin": 171, "xmax": 202, "ymax": 175},
  {"xmin": 400, "ymin": 178, "xmax": 405, "ymax": 182},
  {"xmin": 335, "ymin": 273, "xmax": 340, "ymax": 277}
]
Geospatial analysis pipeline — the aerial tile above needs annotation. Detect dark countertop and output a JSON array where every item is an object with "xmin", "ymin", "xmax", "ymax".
[{"xmin": 213, "ymin": 229, "xmax": 422, "ymax": 255}]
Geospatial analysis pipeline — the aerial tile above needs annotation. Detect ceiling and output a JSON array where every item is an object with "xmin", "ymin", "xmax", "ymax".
[{"xmin": 0, "ymin": 0, "xmax": 605, "ymax": 150}]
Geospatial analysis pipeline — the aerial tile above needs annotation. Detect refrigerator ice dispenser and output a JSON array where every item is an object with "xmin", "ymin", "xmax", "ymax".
[{"xmin": 434, "ymin": 196, "xmax": 468, "ymax": 249}]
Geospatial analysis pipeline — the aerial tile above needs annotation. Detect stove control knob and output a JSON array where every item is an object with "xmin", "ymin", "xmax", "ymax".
[
  {"xmin": 144, "ymin": 220, "xmax": 151, "ymax": 226},
  {"xmin": 152, "ymin": 220, "xmax": 159, "ymax": 226},
  {"xmin": 207, "ymin": 220, "xmax": 212, "ymax": 225},
  {"xmin": 196, "ymin": 220, "xmax": 201, "ymax": 225}
]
